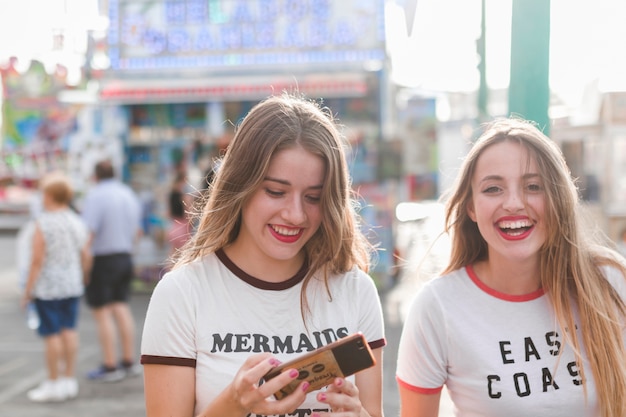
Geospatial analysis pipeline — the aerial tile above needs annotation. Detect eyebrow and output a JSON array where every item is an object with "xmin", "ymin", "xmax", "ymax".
[
  {"xmin": 478, "ymin": 172, "xmax": 541, "ymax": 184},
  {"xmin": 264, "ymin": 176, "xmax": 323, "ymax": 190}
]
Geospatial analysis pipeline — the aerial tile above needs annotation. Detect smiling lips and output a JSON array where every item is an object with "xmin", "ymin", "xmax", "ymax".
[
  {"xmin": 269, "ymin": 224, "xmax": 304, "ymax": 243},
  {"xmin": 497, "ymin": 219, "xmax": 534, "ymax": 240}
]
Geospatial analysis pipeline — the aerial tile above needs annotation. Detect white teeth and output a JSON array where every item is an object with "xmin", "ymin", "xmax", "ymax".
[
  {"xmin": 498, "ymin": 220, "xmax": 532, "ymax": 229},
  {"xmin": 271, "ymin": 225, "xmax": 300, "ymax": 236}
]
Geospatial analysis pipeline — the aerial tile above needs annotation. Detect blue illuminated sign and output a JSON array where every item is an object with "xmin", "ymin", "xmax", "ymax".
[{"xmin": 106, "ymin": 0, "xmax": 386, "ymax": 72}]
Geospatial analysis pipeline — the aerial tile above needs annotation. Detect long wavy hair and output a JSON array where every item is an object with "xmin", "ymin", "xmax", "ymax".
[
  {"xmin": 174, "ymin": 93, "xmax": 372, "ymax": 319},
  {"xmin": 442, "ymin": 118, "xmax": 626, "ymax": 417}
]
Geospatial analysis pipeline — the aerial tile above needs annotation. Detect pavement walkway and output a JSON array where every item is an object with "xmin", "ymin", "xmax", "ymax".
[{"xmin": 0, "ymin": 230, "xmax": 151, "ymax": 417}]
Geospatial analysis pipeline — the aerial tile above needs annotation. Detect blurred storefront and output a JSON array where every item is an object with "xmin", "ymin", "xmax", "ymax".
[
  {"xmin": 551, "ymin": 91, "xmax": 626, "ymax": 242},
  {"xmin": 75, "ymin": 0, "xmax": 396, "ymax": 287},
  {"xmin": 0, "ymin": 58, "xmax": 82, "ymax": 228}
]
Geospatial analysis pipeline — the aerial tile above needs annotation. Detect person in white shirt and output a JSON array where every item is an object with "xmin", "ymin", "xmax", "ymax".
[
  {"xmin": 141, "ymin": 93, "xmax": 386, "ymax": 417},
  {"xmin": 396, "ymin": 118, "xmax": 626, "ymax": 417}
]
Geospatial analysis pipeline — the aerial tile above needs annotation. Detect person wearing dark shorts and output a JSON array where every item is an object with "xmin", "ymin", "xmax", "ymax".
[
  {"xmin": 81, "ymin": 160, "xmax": 143, "ymax": 382},
  {"xmin": 85, "ymin": 254, "xmax": 134, "ymax": 308}
]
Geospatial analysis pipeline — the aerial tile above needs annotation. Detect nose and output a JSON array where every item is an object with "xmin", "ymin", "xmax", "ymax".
[
  {"xmin": 282, "ymin": 195, "xmax": 307, "ymax": 224},
  {"xmin": 502, "ymin": 188, "xmax": 525, "ymax": 212}
]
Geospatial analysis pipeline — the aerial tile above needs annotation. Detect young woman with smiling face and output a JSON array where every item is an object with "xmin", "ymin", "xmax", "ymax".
[
  {"xmin": 226, "ymin": 146, "xmax": 325, "ymax": 282},
  {"xmin": 396, "ymin": 118, "xmax": 626, "ymax": 417},
  {"xmin": 141, "ymin": 94, "xmax": 386, "ymax": 417},
  {"xmin": 466, "ymin": 139, "xmax": 547, "ymax": 296}
]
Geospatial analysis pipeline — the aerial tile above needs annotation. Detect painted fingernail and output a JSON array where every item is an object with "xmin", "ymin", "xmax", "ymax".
[
  {"xmin": 335, "ymin": 378, "xmax": 343, "ymax": 386},
  {"xmin": 318, "ymin": 393, "xmax": 326, "ymax": 401},
  {"xmin": 289, "ymin": 369, "xmax": 299, "ymax": 378},
  {"xmin": 301, "ymin": 382, "xmax": 310, "ymax": 392},
  {"xmin": 269, "ymin": 358, "xmax": 281, "ymax": 366}
]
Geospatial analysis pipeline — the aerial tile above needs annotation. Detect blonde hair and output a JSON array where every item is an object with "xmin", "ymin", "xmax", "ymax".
[
  {"xmin": 174, "ymin": 93, "xmax": 372, "ymax": 318},
  {"xmin": 41, "ymin": 171, "xmax": 74, "ymax": 206},
  {"xmin": 442, "ymin": 118, "xmax": 626, "ymax": 417}
]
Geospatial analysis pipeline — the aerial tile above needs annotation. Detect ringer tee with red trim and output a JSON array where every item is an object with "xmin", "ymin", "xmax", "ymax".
[
  {"xmin": 141, "ymin": 249, "xmax": 386, "ymax": 417},
  {"xmin": 396, "ymin": 265, "xmax": 626, "ymax": 417}
]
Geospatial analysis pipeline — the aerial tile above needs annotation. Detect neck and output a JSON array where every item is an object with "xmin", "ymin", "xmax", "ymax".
[
  {"xmin": 473, "ymin": 259, "xmax": 541, "ymax": 295},
  {"xmin": 223, "ymin": 244, "xmax": 305, "ymax": 283},
  {"xmin": 44, "ymin": 201, "xmax": 66, "ymax": 212}
]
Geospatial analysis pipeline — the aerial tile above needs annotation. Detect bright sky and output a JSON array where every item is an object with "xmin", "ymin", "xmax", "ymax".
[
  {"xmin": 0, "ymin": 0, "xmax": 102, "ymax": 84},
  {"xmin": 386, "ymin": 0, "xmax": 626, "ymax": 111},
  {"xmin": 1, "ymin": 0, "xmax": 625, "ymax": 113}
]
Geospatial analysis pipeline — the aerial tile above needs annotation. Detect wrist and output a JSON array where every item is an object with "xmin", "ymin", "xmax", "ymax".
[
  {"xmin": 225, "ymin": 382, "xmax": 248, "ymax": 417},
  {"xmin": 200, "ymin": 383, "xmax": 248, "ymax": 417}
]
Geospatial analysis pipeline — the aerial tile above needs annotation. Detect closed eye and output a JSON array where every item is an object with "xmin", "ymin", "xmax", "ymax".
[
  {"xmin": 305, "ymin": 195, "xmax": 321, "ymax": 204},
  {"xmin": 482, "ymin": 185, "xmax": 501, "ymax": 194},
  {"xmin": 265, "ymin": 188, "xmax": 284, "ymax": 197}
]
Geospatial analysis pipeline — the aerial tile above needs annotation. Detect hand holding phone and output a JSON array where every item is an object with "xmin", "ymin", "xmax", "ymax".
[{"xmin": 262, "ymin": 332, "xmax": 375, "ymax": 400}]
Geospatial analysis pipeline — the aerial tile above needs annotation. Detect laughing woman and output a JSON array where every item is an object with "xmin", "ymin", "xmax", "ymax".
[
  {"xmin": 141, "ymin": 93, "xmax": 386, "ymax": 417},
  {"xmin": 396, "ymin": 118, "xmax": 626, "ymax": 417}
]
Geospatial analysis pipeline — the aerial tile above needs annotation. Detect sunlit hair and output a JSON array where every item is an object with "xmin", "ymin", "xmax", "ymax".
[
  {"xmin": 442, "ymin": 117, "xmax": 626, "ymax": 417},
  {"xmin": 41, "ymin": 171, "xmax": 73, "ymax": 206},
  {"xmin": 174, "ymin": 92, "xmax": 372, "ymax": 319}
]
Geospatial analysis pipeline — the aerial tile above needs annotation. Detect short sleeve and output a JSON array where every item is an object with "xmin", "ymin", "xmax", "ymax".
[
  {"xmin": 141, "ymin": 270, "xmax": 198, "ymax": 361},
  {"xmin": 604, "ymin": 265, "xmax": 626, "ymax": 303},
  {"xmin": 356, "ymin": 270, "xmax": 386, "ymax": 349},
  {"xmin": 396, "ymin": 282, "xmax": 448, "ymax": 392}
]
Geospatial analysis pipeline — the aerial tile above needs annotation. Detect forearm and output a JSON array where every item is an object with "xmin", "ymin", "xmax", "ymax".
[
  {"xmin": 23, "ymin": 263, "xmax": 41, "ymax": 296},
  {"xmin": 81, "ymin": 250, "xmax": 93, "ymax": 285},
  {"xmin": 358, "ymin": 392, "xmax": 383, "ymax": 417},
  {"xmin": 143, "ymin": 364, "xmax": 249, "ymax": 417},
  {"xmin": 197, "ymin": 383, "xmax": 248, "ymax": 417},
  {"xmin": 357, "ymin": 349, "xmax": 384, "ymax": 417}
]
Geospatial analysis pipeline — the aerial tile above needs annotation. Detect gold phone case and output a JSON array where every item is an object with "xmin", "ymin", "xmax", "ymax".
[{"xmin": 262, "ymin": 332, "xmax": 375, "ymax": 399}]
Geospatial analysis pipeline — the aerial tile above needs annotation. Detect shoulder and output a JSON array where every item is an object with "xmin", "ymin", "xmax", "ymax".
[
  {"xmin": 36, "ymin": 212, "xmax": 52, "ymax": 222},
  {"xmin": 82, "ymin": 184, "xmax": 106, "ymax": 203},
  {"xmin": 67, "ymin": 211, "xmax": 88, "ymax": 230},
  {"xmin": 318, "ymin": 267, "xmax": 382, "ymax": 309},
  {"xmin": 408, "ymin": 267, "xmax": 470, "ymax": 308},
  {"xmin": 64, "ymin": 209, "xmax": 82, "ymax": 220},
  {"xmin": 601, "ymin": 264, "xmax": 626, "ymax": 301},
  {"xmin": 150, "ymin": 265, "xmax": 196, "ymax": 308},
  {"xmin": 121, "ymin": 183, "xmax": 138, "ymax": 195},
  {"xmin": 421, "ymin": 267, "xmax": 469, "ymax": 292},
  {"xmin": 121, "ymin": 184, "xmax": 141, "ymax": 204},
  {"xmin": 331, "ymin": 266, "xmax": 379, "ymax": 291},
  {"xmin": 36, "ymin": 212, "xmax": 56, "ymax": 229},
  {"xmin": 156, "ymin": 254, "xmax": 220, "ymax": 294}
]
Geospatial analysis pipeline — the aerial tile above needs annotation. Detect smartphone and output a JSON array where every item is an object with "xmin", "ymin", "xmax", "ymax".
[{"xmin": 261, "ymin": 332, "xmax": 376, "ymax": 400}]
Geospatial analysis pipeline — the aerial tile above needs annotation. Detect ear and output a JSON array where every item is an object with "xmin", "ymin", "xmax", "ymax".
[{"xmin": 467, "ymin": 200, "xmax": 476, "ymax": 222}]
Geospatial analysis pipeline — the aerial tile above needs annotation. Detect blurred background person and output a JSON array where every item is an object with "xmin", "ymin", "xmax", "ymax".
[
  {"xmin": 16, "ymin": 176, "xmax": 43, "ymax": 331},
  {"xmin": 166, "ymin": 171, "xmax": 193, "ymax": 259},
  {"xmin": 81, "ymin": 160, "xmax": 143, "ymax": 382},
  {"xmin": 21, "ymin": 171, "xmax": 91, "ymax": 402}
]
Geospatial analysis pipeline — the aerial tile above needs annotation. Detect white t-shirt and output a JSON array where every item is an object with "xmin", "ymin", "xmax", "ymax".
[
  {"xmin": 396, "ymin": 265, "xmax": 626, "ymax": 417},
  {"xmin": 141, "ymin": 250, "xmax": 386, "ymax": 417}
]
